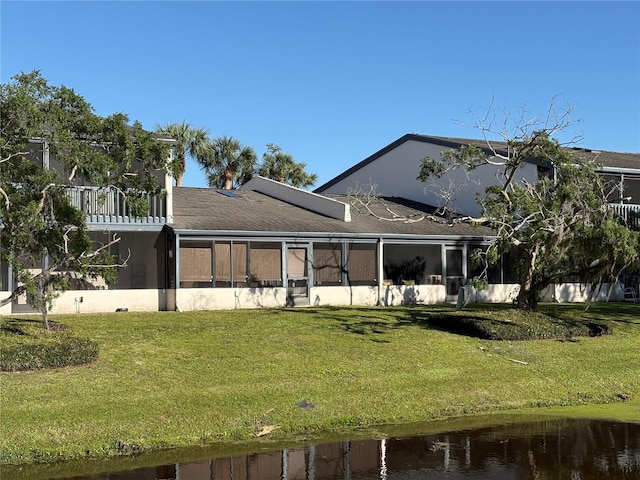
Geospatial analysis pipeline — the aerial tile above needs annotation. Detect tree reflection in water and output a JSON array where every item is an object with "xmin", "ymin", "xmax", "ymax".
[{"xmin": 14, "ymin": 419, "xmax": 640, "ymax": 480}]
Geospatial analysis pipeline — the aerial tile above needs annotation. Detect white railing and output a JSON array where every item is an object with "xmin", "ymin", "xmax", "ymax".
[
  {"xmin": 67, "ymin": 187, "xmax": 166, "ymax": 225},
  {"xmin": 610, "ymin": 203, "xmax": 640, "ymax": 229}
]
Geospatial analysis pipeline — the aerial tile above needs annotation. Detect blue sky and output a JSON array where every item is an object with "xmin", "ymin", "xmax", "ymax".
[{"xmin": 2, "ymin": 1, "xmax": 639, "ymax": 189}]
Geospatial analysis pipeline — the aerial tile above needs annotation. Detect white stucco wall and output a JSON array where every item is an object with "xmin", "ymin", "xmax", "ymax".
[
  {"xmin": 176, "ymin": 287, "xmax": 288, "ymax": 311},
  {"xmin": 311, "ymin": 286, "xmax": 379, "ymax": 306},
  {"xmin": 540, "ymin": 283, "xmax": 624, "ymax": 303},
  {"xmin": 0, "ymin": 291, "xmax": 11, "ymax": 315},
  {"xmin": 465, "ymin": 284, "xmax": 521, "ymax": 303},
  {"xmin": 5, "ymin": 282, "xmax": 626, "ymax": 316},
  {"xmin": 321, "ymin": 139, "xmax": 538, "ymax": 217},
  {"xmin": 48, "ymin": 289, "xmax": 165, "ymax": 314}
]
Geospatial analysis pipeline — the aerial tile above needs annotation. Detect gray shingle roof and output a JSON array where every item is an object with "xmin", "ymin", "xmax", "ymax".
[{"xmin": 170, "ymin": 187, "xmax": 493, "ymax": 239}]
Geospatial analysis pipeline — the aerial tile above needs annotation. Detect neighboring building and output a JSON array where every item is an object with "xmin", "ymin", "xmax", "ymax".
[
  {"xmin": 315, "ymin": 133, "xmax": 640, "ymax": 302},
  {"xmin": 315, "ymin": 134, "xmax": 640, "ymax": 226},
  {"xmin": 2, "ymin": 133, "xmax": 638, "ymax": 314}
]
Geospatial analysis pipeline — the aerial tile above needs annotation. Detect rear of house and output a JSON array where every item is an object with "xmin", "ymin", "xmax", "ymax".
[{"xmin": 3, "ymin": 133, "xmax": 637, "ymax": 314}]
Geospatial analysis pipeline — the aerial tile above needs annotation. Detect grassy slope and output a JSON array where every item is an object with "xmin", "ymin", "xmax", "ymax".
[{"xmin": 1, "ymin": 303, "xmax": 639, "ymax": 464}]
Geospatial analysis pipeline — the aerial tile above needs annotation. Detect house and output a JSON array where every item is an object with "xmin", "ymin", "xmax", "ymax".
[
  {"xmin": 0, "ymin": 135, "xmax": 177, "ymax": 315},
  {"xmin": 315, "ymin": 134, "xmax": 640, "ymax": 226},
  {"xmin": 315, "ymin": 133, "xmax": 640, "ymax": 301},
  {"xmin": 168, "ymin": 177, "xmax": 507, "ymax": 312},
  {"xmin": 2, "ymin": 133, "xmax": 638, "ymax": 315}
]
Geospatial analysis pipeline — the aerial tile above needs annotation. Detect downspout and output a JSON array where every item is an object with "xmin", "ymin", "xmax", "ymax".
[
  {"xmin": 42, "ymin": 138, "xmax": 50, "ymax": 287},
  {"xmin": 174, "ymin": 233, "xmax": 180, "ymax": 311},
  {"xmin": 43, "ymin": 140, "xmax": 50, "ymax": 170},
  {"xmin": 441, "ymin": 244, "xmax": 447, "ymax": 294},
  {"xmin": 377, "ymin": 238, "xmax": 384, "ymax": 306},
  {"xmin": 165, "ymin": 146, "xmax": 175, "ymax": 223}
]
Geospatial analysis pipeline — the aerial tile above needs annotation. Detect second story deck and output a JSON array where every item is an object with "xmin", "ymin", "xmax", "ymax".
[
  {"xmin": 67, "ymin": 187, "xmax": 167, "ymax": 230},
  {"xmin": 610, "ymin": 203, "xmax": 640, "ymax": 230}
]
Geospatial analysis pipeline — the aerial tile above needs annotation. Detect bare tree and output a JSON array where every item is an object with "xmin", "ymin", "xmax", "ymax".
[{"xmin": 418, "ymin": 98, "xmax": 639, "ymax": 310}]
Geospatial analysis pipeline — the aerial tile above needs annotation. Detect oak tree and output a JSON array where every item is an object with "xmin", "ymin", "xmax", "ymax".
[
  {"xmin": 0, "ymin": 71, "xmax": 170, "ymax": 327},
  {"xmin": 418, "ymin": 100, "xmax": 640, "ymax": 310}
]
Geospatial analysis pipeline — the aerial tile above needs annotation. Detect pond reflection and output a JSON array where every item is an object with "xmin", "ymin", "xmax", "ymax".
[{"xmin": 12, "ymin": 419, "xmax": 640, "ymax": 479}]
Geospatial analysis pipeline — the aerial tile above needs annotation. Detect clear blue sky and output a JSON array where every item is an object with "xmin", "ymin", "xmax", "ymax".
[{"xmin": 2, "ymin": 1, "xmax": 639, "ymax": 189}]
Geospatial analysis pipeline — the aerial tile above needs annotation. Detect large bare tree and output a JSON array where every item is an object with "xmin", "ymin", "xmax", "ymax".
[{"xmin": 418, "ymin": 99, "xmax": 640, "ymax": 309}]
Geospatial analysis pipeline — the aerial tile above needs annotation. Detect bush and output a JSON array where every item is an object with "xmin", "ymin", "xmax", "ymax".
[
  {"xmin": 0, "ymin": 319, "xmax": 99, "ymax": 371},
  {"xmin": 427, "ymin": 308, "xmax": 612, "ymax": 341}
]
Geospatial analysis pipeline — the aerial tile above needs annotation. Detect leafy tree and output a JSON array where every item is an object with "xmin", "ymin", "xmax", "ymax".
[
  {"xmin": 200, "ymin": 135, "xmax": 257, "ymax": 189},
  {"xmin": 0, "ymin": 71, "xmax": 170, "ymax": 327},
  {"xmin": 418, "ymin": 102, "xmax": 640, "ymax": 310},
  {"xmin": 156, "ymin": 121, "xmax": 209, "ymax": 187},
  {"xmin": 258, "ymin": 143, "xmax": 318, "ymax": 189}
]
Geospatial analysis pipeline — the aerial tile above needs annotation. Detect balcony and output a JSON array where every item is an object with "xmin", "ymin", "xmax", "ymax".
[
  {"xmin": 610, "ymin": 203, "xmax": 640, "ymax": 230},
  {"xmin": 67, "ymin": 187, "xmax": 166, "ymax": 227}
]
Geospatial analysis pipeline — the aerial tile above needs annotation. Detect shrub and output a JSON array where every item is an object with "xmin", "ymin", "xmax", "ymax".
[
  {"xmin": 427, "ymin": 309, "xmax": 612, "ymax": 341},
  {"xmin": 0, "ymin": 319, "xmax": 98, "ymax": 371}
]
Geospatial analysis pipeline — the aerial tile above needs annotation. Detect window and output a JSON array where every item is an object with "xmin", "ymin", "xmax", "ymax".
[
  {"xmin": 180, "ymin": 242, "xmax": 212, "ymax": 288},
  {"xmin": 348, "ymin": 243, "xmax": 377, "ymax": 286},
  {"xmin": 214, "ymin": 241, "xmax": 247, "ymax": 287},
  {"xmin": 502, "ymin": 247, "xmax": 522, "ymax": 284},
  {"xmin": 467, "ymin": 246, "xmax": 501, "ymax": 284},
  {"xmin": 383, "ymin": 244, "xmax": 441, "ymax": 285},
  {"xmin": 249, "ymin": 242, "xmax": 282, "ymax": 287},
  {"xmin": 287, "ymin": 248, "xmax": 308, "ymax": 279},
  {"xmin": 313, "ymin": 243, "xmax": 342, "ymax": 285}
]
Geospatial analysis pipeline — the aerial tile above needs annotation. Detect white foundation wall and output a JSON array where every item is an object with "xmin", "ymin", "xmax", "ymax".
[
  {"xmin": 11, "ymin": 282, "xmax": 625, "ymax": 316},
  {"xmin": 49, "ymin": 289, "xmax": 164, "ymax": 314},
  {"xmin": 380, "ymin": 284, "xmax": 447, "ymax": 305},
  {"xmin": 540, "ymin": 283, "xmax": 624, "ymax": 303},
  {"xmin": 311, "ymin": 286, "xmax": 379, "ymax": 306},
  {"xmin": 466, "ymin": 284, "xmax": 521, "ymax": 303},
  {"xmin": 176, "ymin": 287, "xmax": 288, "ymax": 311},
  {"xmin": 0, "ymin": 291, "xmax": 11, "ymax": 315}
]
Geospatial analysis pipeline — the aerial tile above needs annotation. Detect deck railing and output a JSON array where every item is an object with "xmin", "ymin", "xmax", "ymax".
[
  {"xmin": 67, "ymin": 187, "xmax": 166, "ymax": 225},
  {"xmin": 610, "ymin": 203, "xmax": 640, "ymax": 229}
]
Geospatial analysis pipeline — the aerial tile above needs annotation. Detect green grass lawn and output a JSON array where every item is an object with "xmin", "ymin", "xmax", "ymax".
[{"xmin": 1, "ymin": 303, "xmax": 639, "ymax": 465}]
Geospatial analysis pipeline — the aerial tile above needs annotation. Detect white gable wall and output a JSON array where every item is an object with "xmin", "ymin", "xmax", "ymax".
[{"xmin": 321, "ymin": 139, "xmax": 538, "ymax": 217}]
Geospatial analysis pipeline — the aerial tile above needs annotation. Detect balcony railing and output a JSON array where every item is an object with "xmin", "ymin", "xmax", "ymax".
[
  {"xmin": 67, "ymin": 187, "xmax": 166, "ymax": 225},
  {"xmin": 610, "ymin": 203, "xmax": 640, "ymax": 229}
]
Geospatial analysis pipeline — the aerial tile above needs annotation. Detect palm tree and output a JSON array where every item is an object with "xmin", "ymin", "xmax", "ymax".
[
  {"xmin": 201, "ymin": 135, "xmax": 257, "ymax": 189},
  {"xmin": 258, "ymin": 143, "xmax": 318, "ymax": 189},
  {"xmin": 156, "ymin": 122, "xmax": 209, "ymax": 187}
]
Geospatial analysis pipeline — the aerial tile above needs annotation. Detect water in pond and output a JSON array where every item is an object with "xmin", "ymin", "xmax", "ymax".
[{"xmin": 6, "ymin": 418, "xmax": 640, "ymax": 480}]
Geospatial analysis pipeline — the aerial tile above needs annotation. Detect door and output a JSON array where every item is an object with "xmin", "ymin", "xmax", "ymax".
[
  {"xmin": 286, "ymin": 245, "xmax": 309, "ymax": 305},
  {"xmin": 445, "ymin": 248, "xmax": 464, "ymax": 295}
]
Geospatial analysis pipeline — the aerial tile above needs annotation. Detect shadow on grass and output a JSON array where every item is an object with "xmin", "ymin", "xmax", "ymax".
[
  {"xmin": 0, "ymin": 317, "xmax": 44, "ymax": 336},
  {"xmin": 294, "ymin": 304, "xmax": 615, "ymax": 341},
  {"xmin": 294, "ymin": 306, "xmax": 442, "ymax": 342},
  {"xmin": 0, "ymin": 317, "xmax": 65, "ymax": 337}
]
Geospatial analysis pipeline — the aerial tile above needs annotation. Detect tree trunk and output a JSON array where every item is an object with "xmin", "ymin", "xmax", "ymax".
[
  {"xmin": 517, "ymin": 245, "xmax": 540, "ymax": 310},
  {"xmin": 175, "ymin": 155, "xmax": 186, "ymax": 187},
  {"xmin": 41, "ymin": 304, "xmax": 50, "ymax": 331},
  {"xmin": 224, "ymin": 170, "xmax": 234, "ymax": 190},
  {"xmin": 38, "ymin": 275, "xmax": 50, "ymax": 330}
]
